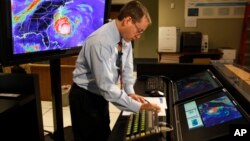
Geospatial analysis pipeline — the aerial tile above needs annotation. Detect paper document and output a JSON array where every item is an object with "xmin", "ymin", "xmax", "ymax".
[{"xmin": 122, "ymin": 97, "xmax": 167, "ymax": 116}]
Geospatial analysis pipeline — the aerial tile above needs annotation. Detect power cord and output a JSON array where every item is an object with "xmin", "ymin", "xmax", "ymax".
[{"xmin": 159, "ymin": 122, "xmax": 174, "ymax": 132}]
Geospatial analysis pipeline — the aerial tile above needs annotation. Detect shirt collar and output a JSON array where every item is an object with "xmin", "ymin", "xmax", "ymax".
[
  {"xmin": 112, "ymin": 20, "xmax": 130, "ymax": 48},
  {"xmin": 111, "ymin": 20, "xmax": 121, "ymax": 45}
]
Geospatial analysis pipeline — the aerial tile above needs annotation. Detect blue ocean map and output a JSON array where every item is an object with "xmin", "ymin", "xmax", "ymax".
[
  {"xmin": 12, "ymin": 0, "xmax": 105, "ymax": 54},
  {"xmin": 198, "ymin": 95, "xmax": 242, "ymax": 127}
]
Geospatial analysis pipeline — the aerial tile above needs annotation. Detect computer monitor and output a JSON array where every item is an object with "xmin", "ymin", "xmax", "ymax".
[
  {"xmin": 175, "ymin": 89, "xmax": 250, "ymax": 141},
  {"xmin": 174, "ymin": 69, "xmax": 222, "ymax": 103}
]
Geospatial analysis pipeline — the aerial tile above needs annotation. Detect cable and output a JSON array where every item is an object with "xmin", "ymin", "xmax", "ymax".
[{"xmin": 159, "ymin": 123, "xmax": 174, "ymax": 132}]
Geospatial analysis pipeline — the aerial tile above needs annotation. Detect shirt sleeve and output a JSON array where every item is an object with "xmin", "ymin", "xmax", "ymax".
[
  {"xmin": 122, "ymin": 43, "xmax": 136, "ymax": 94},
  {"xmin": 84, "ymin": 38, "xmax": 141, "ymax": 112}
]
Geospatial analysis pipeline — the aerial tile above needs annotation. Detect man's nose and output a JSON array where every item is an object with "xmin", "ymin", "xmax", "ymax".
[{"xmin": 135, "ymin": 34, "xmax": 141, "ymax": 39}]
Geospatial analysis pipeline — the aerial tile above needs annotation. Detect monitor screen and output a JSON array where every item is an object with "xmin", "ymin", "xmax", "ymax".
[
  {"xmin": 198, "ymin": 95, "xmax": 242, "ymax": 128},
  {"xmin": 184, "ymin": 93, "xmax": 243, "ymax": 129},
  {"xmin": 0, "ymin": 0, "xmax": 111, "ymax": 66},
  {"xmin": 176, "ymin": 89, "xmax": 250, "ymax": 141},
  {"xmin": 175, "ymin": 69, "xmax": 222, "ymax": 102}
]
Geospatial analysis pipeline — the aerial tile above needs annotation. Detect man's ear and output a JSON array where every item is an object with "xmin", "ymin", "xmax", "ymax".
[{"xmin": 122, "ymin": 16, "xmax": 132, "ymax": 26}]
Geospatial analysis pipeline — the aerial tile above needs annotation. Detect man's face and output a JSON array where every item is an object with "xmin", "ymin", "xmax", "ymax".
[{"xmin": 122, "ymin": 16, "xmax": 150, "ymax": 42}]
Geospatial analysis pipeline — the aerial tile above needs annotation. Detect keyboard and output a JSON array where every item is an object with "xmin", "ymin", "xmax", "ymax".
[
  {"xmin": 125, "ymin": 110, "xmax": 160, "ymax": 141},
  {"xmin": 145, "ymin": 77, "xmax": 166, "ymax": 96}
]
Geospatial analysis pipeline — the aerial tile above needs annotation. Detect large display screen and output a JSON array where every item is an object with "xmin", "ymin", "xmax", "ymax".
[
  {"xmin": 175, "ymin": 69, "xmax": 222, "ymax": 102},
  {"xmin": 12, "ymin": 0, "xmax": 105, "ymax": 55},
  {"xmin": 0, "ymin": 0, "xmax": 110, "ymax": 66}
]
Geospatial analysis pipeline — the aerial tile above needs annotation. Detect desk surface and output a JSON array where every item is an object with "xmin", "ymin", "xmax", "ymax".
[{"xmin": 224, "ymin": 64, "xmax": 250, "ymax": 85}]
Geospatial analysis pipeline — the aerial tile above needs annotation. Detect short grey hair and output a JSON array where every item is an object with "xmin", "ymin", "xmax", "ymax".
[{"xmin": 117, "ymin": 0, "xmax": 151, "ymax": 24}]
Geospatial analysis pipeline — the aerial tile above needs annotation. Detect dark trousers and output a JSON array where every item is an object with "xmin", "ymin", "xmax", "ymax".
[{"xmin": 69, "ymin": 83, "xmax": 111, "ymax": 141}]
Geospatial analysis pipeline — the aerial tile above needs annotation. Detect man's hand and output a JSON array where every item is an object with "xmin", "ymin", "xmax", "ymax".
[
  {"xmin": 128, "ymin": 93, "xmax": 147, "ymax": 103},
  {"xmin": 140, "ymin": 103, "xmax": 161, "ymax": 113},
  {"xmin": 128, "ymin": 93, "xmax": 161, "ymax": 113}
]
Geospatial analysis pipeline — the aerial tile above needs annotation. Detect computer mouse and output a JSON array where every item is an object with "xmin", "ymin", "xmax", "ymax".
[
  {"xmin": 158, "ymin": 121, "xmax": 167, "ymax": 126},
  {"xmin": 157, "ymin": 91, "xmax": 164, "ymax": 96},
  {"xmin": 149, "ymin": 90, "xmax": 164, "ymax": 97}
]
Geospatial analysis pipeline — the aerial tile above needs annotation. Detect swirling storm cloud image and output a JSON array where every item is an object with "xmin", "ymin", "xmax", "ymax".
[
  {"xmin": 176, "ymin": 71, "xmax": 219, "ymax": 99},
  {"xmin": 11, "ymin": 0, "xmax": 105, "ymax": 54},
  {"xmin": 198, "ymin": 94, "xmax": 242, "ymax": 127}
]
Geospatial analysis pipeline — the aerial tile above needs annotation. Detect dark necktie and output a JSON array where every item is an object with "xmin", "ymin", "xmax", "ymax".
[{"xmin": 116, "ymin": 41, "xmax": 123, "ymax": 89}]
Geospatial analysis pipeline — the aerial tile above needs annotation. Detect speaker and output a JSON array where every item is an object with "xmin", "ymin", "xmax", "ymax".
[{"xmin": 180, "ymin": 32, "xmax": 202, "ymax": 53}]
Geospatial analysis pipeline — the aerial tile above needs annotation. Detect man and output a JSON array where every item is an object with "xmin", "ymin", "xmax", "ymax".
[{"xmin": 69, "ymin": 1, "xmax": 161, "ymax": 141}]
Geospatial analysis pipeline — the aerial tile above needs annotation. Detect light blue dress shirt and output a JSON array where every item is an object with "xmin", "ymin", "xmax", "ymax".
[{"xmin": 73, "ymin": 20, "xmax": 141, "ymax": 112}]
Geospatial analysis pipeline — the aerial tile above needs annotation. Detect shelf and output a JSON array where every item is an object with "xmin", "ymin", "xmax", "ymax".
[
  {"xmin": 158, "ymin": 49, "xmax": 223, "ymax": 64},
  {"xmin": 0, "ymin": 73, "xmax": 44, "ymax": 141},
  {"xmin": 0, "ymin": 94, "xmax": 36, "ymax": 114}
]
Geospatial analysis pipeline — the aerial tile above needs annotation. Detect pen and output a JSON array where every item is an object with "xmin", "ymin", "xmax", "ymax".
[{"xmin": 144, "ymin": 98, "xmax": 150, "ymax": 103}]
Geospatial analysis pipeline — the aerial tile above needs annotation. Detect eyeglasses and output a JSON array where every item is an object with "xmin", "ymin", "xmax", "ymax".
[{"xmin": 133, "ymin": 22, "xmax": 144, "ymax": 34}]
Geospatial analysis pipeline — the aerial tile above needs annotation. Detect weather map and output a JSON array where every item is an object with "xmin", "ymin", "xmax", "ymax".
[
  {"xmin": 176, "ymin": 71, "xmax": 220, "ymax": 100},
  {"xmin": 11, "ymin": 0, "xmax": 106, "ymax": 54},
  {"xmin": 198, "ymin": 94, "xmax": 242, "ymax": 127}
]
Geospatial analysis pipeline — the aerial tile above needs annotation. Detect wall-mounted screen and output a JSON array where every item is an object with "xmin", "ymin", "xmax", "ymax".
[{"xmin": 0, "ymin": 0, "xmax": 111, "ymax": 66}]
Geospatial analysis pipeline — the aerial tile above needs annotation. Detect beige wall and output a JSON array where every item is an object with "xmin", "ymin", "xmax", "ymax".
[
  {"xmin": 133, "ymin": 0, "xmax": 159, "ymax": 58},
  {"xmin": 132, "ymin": 0, "xmax": 244, "ymax": 58}
]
